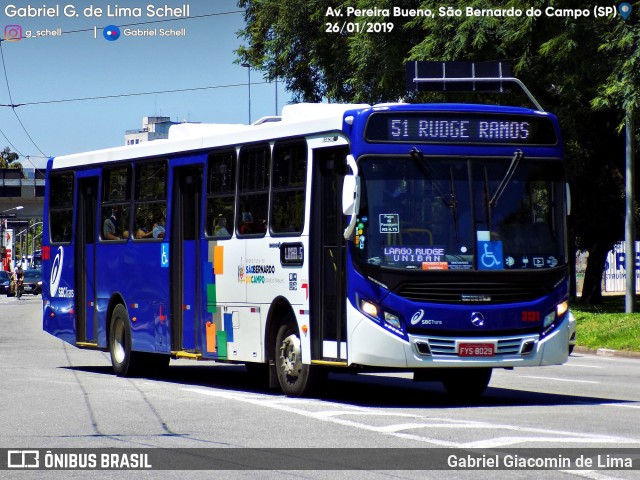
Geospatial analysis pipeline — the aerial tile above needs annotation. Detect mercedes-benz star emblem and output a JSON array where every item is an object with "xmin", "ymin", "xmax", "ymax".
[{"xmin": 471, "ymin": 312, "xmax": 485, "ymax": 327}]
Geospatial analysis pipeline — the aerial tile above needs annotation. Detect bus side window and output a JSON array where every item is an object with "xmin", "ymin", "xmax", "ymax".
[
  {"xmin": 237, "ymin": 144, "xmax": 270, "ymax": 237},
  {"xmin": 100, "ymin": 166, "xmax": 131, "ymax": 241},
  {"xmin": 133, "ymin": 160, "xmax": 167, "ymax": 240},
  {"xmin": 270, "ymin": 140, "xmax": 307, "ymax": 235},
  {"xmin": 49, "ymin": 172, "xmax": 74, "ymax": 244},
  {"xmin": 206, "ymin": 150, "xmax": 236, "ymax": 239}
]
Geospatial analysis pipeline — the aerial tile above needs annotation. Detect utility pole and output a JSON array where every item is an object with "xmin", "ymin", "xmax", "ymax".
[{"xmin": 625, "ymin": 110, "xmax": 636, "ymax": 312}]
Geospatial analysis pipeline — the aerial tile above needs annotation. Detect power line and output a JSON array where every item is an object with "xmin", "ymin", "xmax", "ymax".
[
  {"xmin": 0, "ymin": 42, "xmax": 48, "ymax": 158},
  {"xmin": 0, "ymin": 9, "xmax": 248, "ymax": 161},
  {"xmin": 14, "ymin": 81, "xmax": 270, "ymax": 106}
]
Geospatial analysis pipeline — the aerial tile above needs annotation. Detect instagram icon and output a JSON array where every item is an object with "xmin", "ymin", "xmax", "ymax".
[{"xmin": 4, "ymin": 24, "xmax": 23, "ymax": 42}]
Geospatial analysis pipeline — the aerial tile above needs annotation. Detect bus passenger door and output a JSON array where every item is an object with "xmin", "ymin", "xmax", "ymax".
[
  {"xmin": 310, "ymin": 147, "xmax": 349, "ymax": 362},
  {"xmin": 170, "ymin": 166, "xmax": 203, "ymax": 353},
  {"xmin": 75, "ymin": 177, "xmax": 98, "ymax": 344}
]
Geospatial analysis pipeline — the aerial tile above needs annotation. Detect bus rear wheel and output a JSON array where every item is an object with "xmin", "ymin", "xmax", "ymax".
[
  {"xmin": 275, "ymin": 322, "xmax": 322, "ymax": 396},
  {"xmin": 441, "ymin": 368, "xmax": 492, "ymax": 398},
  {"xmin": 109, "ymin": 304, "xmax": 140, "ymax": 377}
]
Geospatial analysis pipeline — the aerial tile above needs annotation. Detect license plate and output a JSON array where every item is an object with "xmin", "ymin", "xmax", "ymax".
[
  {"xmin": 458, "ymin": 343, "xmax": 495, "ymax": 357},
  {"xmin": 24, "ymin": 285, "xmax": 32, "ymax": 291}
]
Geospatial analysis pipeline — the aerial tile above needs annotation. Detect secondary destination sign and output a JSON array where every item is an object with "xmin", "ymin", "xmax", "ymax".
[{"xmin": 365, "ymin": 112, "xmax": 557, "ymax": 145}]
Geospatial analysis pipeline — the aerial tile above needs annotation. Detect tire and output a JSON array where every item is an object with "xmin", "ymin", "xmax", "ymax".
[
  {"xmin": 441, "ymin": 368, "xmax": 492, "ymax": 399},
  {"xmin": 275, "ymin": 321, "xmax": 323, "ymax": 396},
  {"xmin": 109, "ymin": 304, "xmax": 169, "ymax": 377},
  {"xmin": 109, "ymin": 304, "xmax": 139, "ymax": 377}
]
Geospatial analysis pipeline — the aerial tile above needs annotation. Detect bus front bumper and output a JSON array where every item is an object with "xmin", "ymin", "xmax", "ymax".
[{"xmin": 348, "ymin": 303, "xmax": 570, "ymax": 369}]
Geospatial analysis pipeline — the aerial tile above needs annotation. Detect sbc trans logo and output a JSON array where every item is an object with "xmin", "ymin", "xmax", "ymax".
[
  {"xmin": 49, "ymin": 247, "xmax": 73, "ymax": 298},
  {"xmin": 49, "ymin": 247, "xmax": 63, "ymax": 297},
  {"xmin": 411, "ymin": 309, "xmax": 425, "ymax": 325}
]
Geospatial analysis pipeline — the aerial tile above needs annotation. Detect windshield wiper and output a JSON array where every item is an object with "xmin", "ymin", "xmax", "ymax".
[
  {"xmin": 409, "ymin": 147, "xmax": 455, "ymax": 208},
  {"xmin": 489, "ymin": 149, "xmax": 523, "ymax": 208},
  {"xmin": 410, "ymin": 147, "xmax": 460, "ymax": 240}
]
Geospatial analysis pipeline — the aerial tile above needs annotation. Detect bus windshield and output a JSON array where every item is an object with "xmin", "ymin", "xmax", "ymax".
[{"xmin": 355, "ymin": 155, "xmax": 565, "ymax": 271}]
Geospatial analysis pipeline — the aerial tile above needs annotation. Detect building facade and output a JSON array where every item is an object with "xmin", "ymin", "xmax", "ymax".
[{"xmin": 124, "ymin": 116, "xmax": 180, "ymax": 145}]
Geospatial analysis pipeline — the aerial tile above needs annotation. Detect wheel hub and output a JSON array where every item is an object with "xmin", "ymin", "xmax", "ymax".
[
  {"xmin": 113, "ymin": 320, "xmax": 125, "ymax": 364},
  {"xmin": 280, "ymin": 333, "xmax": 302, "ymax": 379}
]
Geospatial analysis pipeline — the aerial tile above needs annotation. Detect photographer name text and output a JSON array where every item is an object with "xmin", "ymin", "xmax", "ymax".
[{"xmin": 4, "ymin": 3, "xmax": 190, "ymax": 18}]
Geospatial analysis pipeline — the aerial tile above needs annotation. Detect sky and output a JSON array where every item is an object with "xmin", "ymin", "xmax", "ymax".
[{"xmin": 0, "ymin": 0, "xmax": 290, "ymax": 169}]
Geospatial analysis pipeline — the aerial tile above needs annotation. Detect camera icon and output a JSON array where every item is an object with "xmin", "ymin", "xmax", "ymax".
[{"xmin": 4, "ymin": 24, "xmax": 23, "ymax": 42}]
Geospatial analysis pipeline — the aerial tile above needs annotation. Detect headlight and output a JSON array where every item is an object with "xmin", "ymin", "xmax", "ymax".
[
  {"xmin": 384, "ymin": 311, "xmax": 401, "ymax": 329},
  {"xmin": 359, "ymin": 299, "xmax": 379, "ymax": 318},
  {"xmin": 544, "ymin": 301, "xmax": 570, "ymax": 328},
  {"xmin": 358, "ymin": 298, "xmax": 403, "ymax": 330},
  {"xmin": 556, "ymin": 300, "xmax": 569, "ymax": 318},
  {"xmin": 543, "ymin": 311, "xmax": 556, "ymax": 328}
]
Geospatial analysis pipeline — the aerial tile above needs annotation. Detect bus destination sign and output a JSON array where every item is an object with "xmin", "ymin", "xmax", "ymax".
[{"xmin": 365, "ymin": 112, "xmax": 557, "ymax": 145}]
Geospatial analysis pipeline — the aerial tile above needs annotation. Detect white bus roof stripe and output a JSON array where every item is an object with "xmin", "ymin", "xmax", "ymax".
[{"xmin": 52, "ymin": 103, "xmax": 370, "ymax": 170}]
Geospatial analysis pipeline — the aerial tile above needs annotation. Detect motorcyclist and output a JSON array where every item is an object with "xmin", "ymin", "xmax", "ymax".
[{"xmin": 16, "ymin": 266, "xmax": 24, "ymax": 298}]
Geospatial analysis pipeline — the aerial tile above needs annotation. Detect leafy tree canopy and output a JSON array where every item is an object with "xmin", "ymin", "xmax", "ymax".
[
  {"xmin": 0, "ymin": 147, "xmax": 21, "ymax": 169},
  {"xmin": 237, "ymin": 0, "xmax": 640, "ymax": 304}
]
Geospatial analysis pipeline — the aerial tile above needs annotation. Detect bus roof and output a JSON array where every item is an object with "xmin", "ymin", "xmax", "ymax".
[
  {"xmin": 51, "ymin": 103, "xmax": 370, "ymax": 170},
  {"xmin": 50, "ymin": 102, "xmax": 557, "ymax": 170}
]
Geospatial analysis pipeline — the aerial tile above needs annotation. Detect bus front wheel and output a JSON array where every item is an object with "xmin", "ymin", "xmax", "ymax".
[{"xmin": 275, "ymin": 322, "xmax": 322, "ymax": 396}]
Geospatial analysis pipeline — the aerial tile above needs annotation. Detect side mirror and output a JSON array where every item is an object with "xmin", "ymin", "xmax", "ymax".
[{"xmin": 342, "ymin": 155, "xmax": 360, "ymax": 239}]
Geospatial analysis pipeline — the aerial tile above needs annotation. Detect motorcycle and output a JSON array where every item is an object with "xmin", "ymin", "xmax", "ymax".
[
  {"xmin": 8, "ymin": 277, "xmax": 16, "ymax": 297},
  {"xmin": 16, "ymin": 278, "xmax": 23, "ymax": 299}
]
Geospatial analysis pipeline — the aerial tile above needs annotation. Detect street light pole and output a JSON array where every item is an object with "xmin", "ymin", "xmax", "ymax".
[{"xmin": 242, "ymin": 63, "xmax": 252, "ymax": 124}]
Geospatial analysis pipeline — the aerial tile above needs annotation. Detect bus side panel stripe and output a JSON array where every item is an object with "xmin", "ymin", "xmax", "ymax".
[
  {"xmin": 205, "ymin": 242, "xmax": 217, "ymax": 312},
  {"xmin": 216, "ymin": 331, "xmax": 228, "ymax": 358},
  {"xmin": 207, "ymin": 284, "xmax": 217, "ymax": 313},
  {"xmin": 224, "ymin": 313, "xmax": 234, "ymax": 342},
  {"xmin": 213, "ymin": 246, "xmax": 224, "ymax": 275}
]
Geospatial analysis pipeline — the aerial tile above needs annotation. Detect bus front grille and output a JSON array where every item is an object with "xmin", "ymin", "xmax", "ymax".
[
  {"xmin": 425, "ymin": 336, "xmax": 530, "ymax": 356},
  {"xmin": 396, "ymin": 281, "xmax": 547, "ymax": 304}
]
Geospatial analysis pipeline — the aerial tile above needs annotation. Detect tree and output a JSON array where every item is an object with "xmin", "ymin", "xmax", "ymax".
[
  {"xmin": 236, "ymin": 0, "xmax": 640, "ymax": 304},
  {"xmin": 0, "ymin": 147, "xmax": 22, "ymax": 169}
]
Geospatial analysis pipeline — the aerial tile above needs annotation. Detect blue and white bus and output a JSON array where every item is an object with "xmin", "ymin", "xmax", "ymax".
[{"xmin": 43, "ymin": 89, "xmax": 571, "ymax": 398}]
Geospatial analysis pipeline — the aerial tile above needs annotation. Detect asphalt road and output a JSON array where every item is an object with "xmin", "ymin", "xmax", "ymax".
[{"xmin": 1, "ymin": 295, "xmax": 639, "ymax": 479}]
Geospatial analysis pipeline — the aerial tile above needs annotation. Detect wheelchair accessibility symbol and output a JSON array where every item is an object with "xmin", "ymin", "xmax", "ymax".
[
  {"xmin": 478, "ymin": 241, "xmax": 503, "ymax": 270},
  {"xmin": 161, "ymin": 244, "xmax": 169, "ymax": 268}
]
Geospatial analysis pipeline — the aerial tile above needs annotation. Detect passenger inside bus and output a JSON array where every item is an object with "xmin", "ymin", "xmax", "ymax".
[
  {"xmin": 213, "ymin": 215, "xmax": 230, "ymax": 237},
  {"xmin": 135, "ymin": 226, "xmax": 153, "ymax": 239},
  {"xmin": 239, "ymin": 212, "xmax": 254, "ymax": 235},
  {"xmin": 152, "ymin": 212, "xmax": 166, "ymax": 238},
  {"xmin": 103, "ymin": 207, "xmax": 127, "ymax": 240}
]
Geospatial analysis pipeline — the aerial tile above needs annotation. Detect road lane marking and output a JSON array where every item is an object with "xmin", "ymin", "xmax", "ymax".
[
  {"xmin": 520, "ymin": 375, "xmax": 599, "ymax": 384},
  {"xmin": 563, "ymin": 363, "xmax": 605, "ymax": 369},
  {"xmin": 183, "ymin": 387, "xmax": 640, "ymax": 448},
  {"xmin": 601, "ymin": 403, "xmax": 640, "ymax": 410}
]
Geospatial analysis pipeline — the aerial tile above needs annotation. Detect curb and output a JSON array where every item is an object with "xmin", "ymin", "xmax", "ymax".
[{"xmin": 573, "ymin": 346, "xmax": 640, "ymax": 359}]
